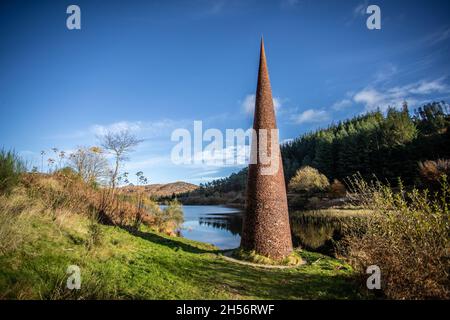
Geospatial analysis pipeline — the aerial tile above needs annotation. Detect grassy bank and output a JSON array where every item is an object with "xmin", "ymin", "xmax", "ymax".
[{"xmin": 0, "ymin": 208, "xmax": 359, "ymax": 299}]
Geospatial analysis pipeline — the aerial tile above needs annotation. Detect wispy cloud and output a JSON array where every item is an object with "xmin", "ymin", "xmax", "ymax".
[
  {"xmin": 292, "ymin": 109, "xmax": 330, "ymax": 124},
  {"xmin": 91, "ymin": 121, "xmax": 144, "ymax": 136},
  {"xmin": 353, "ymin": 0, "xmax": 368, "ymax": 18},
  {"xmin": 189, "ymin": 176, "xmax": 227, "ymax": 183},
  {"xmin": 345, "ymin": 0, "xmax": 368, "ymax": 26},
  {"xmin": 352, "ymin": 78, "xmax": 450, "ymax": 111},
  {"xmin": 193, "ymin": 144, "xmax": 250, "ymax": 167},
  {"xmin": 188, "ymin": 169, "xmax": 225, "ymax": 183},
  {"xmin": 424, "ymin": 26, "xmax": 450, "ymax": 46},
  {"xmin": 373, "ymin": 63, "xmax": 398, "ymax": 84},
  {"xmin": 50, "ymin": 119, "xmax": 187, "ymax": 142},
  {"xmin": 191, "ymin": 169, "xmax": 220, "ymax": 177},
  {"xmin": 241, "ymin": 94, "xmax": 283, "ymax": 114},
  {"xmin": 332, "ymin": 99, "xmax": 353, "ymax": 110}
]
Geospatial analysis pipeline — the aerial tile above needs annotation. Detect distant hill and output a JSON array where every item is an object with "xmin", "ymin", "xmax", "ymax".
[{"xmin": 120, "ymin": 181, "xmax": 198, "ymax": 198}]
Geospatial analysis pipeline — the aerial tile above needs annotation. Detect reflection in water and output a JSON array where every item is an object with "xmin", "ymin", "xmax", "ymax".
[
  {"xmin": 178, "ymin": 205, "xmax": 242, "ymax": 250},
  {"xmin": 199, "ymin": 214, "xmax": 242, "ymax": 236},
  {"xmin": 290, "ymin": 214, "xmax": 344, "ymax": 256},
  {"xmin": 179, "ymin": 205, "xmax": 346, "ymax": 255}
]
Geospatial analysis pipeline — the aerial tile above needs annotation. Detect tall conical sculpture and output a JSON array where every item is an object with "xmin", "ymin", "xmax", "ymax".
[{"xmin": 240, "ymin": 38, "xmax": 293, "ymax": 260}]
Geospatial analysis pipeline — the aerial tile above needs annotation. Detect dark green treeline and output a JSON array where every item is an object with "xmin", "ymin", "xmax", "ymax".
[{"xmin": 185, "ymin": 101, "xmax": 450, "ymax": 198}]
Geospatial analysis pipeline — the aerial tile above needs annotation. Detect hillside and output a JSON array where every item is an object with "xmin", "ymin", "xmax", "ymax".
[
  {"xmin": 0, "ymin": 175, "xmax": 358, "ymax": 299},
  {"xmin": 121, "ymin": 181, "xmax": 198, "ymax": 198}
]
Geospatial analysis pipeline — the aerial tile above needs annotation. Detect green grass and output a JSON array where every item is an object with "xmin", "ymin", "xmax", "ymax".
[
  {"xmin": 231, "ymin": 248, "xmax": 303, "ymax": 266},
  {"xmin": 0, "ymin": 212, "xmax": 361, "ymax": 299}
]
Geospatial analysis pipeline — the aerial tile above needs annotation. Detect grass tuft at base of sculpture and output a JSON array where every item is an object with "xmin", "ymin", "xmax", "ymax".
[{"xmin": 231, "ymin": 249, "xmax": 304, "ymax": 266}]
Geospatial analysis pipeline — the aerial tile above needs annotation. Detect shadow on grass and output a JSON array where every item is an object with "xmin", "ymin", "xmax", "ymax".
[
  {"xmin": 116, "ymin": 227, "xmax": 360, "ymax": 299},
  {"xmin": 121, "ymin": 227, "xmax": 219, "ymax": 255},
  {"xmin": 154, "ymin": 254, "xmax": 360, "ymax": 299}
]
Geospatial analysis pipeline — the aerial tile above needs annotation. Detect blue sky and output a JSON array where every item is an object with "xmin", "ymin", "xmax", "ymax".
[{"xmin": 1, "ymin": 0, "xmax": 450, "ymax": 184}]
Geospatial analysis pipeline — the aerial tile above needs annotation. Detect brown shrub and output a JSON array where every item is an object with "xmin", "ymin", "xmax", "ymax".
[
  {"xmin": 419, "ymin": 159, "xmax": 450, "ymax": 188},
  {"xmin": 329, "ymin": 179, "xmax": 346, "ymax": 198},
  {"xmin": 18, "ymin": 172, "xmax": 184, "ymax": 236},
  {"xmin": 343, "ymin": 175, "xmax": 450, "ymax": 299},
  {"xmin": 21, "ymin": 173, "xmax": 152, "ymax": 229}
]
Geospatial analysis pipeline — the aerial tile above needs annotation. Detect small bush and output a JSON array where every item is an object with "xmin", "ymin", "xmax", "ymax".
[
  {"xmin": 54, "ymin": 167, "xmax": 83, "ymax": 182},
  {"xmin": 288, "ymin": 166, "xmax": 330, "ymax": 193},
  {"xmin": 86, "ymin": 212, "xmax": 103, "ymax": 250},
  {"xmin": 419, "ymin": 159, "xmax": 450, "ymax": 189},
  {"xmin": 153, "ymin": 200, "xmax": 184, "ymax": 235},
  {"xmin": 329, "ymin": 179, "xmax": 346, "ymax": 198},
  {"xmin": 343, "ymin": 174, "xmax": 450, "ymax": 299},
  {"xmin": 0, "ymin": 149, "xmax": 26, "ymax": 195}
]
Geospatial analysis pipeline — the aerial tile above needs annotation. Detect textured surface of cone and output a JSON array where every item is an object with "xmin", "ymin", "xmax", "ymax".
[{"xmin": 240, "ymin": 39, "xmax": 293, "ymax": 259}]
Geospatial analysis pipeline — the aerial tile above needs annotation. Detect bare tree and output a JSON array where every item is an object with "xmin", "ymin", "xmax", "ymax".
[
  {"xmin": 68, "ymin": 146, "xmax": 110, "ymax": 184},
  {"xmin": 100, "ymin": 130, "xmax": 143, "ymax": 189}
]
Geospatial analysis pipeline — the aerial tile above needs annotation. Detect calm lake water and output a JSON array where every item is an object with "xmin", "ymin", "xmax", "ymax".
[
  {"xmin": 179, "ymin": 205, "xmax": 243, "ymax": 250},
  {"xmin": 173, "ymin": 205, "xmax": 345, "ymax": 254}
]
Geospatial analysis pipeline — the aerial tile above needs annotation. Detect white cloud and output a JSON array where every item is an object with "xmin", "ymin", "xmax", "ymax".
[
  {"xmin": 273, "ymin": 97, "xmax": 282, "ymax": 111},
  {"xmin": 345, "ymin": 0, "xmax": 368, "ymax": 26},
  {"xmin": 281, "ymin": 138, "xmax": 294, "ymax": 145},
  {"xmin": 194, "ymin": 145, "xmax": 250, "ymax": 167},
  {"xmin": 190, "ymin": 176, "xmax": 227, "ymax": 183},
  {"xmin": 332, "ymin": 99, "xmax": 352, "ymax": 110},
  {"xmin": 241, "ymin": 94, "xmax": 283, "ymax": 114},
  {"xmin": 191, "ymin": 170, "xmax": 220, "ymax": 177},
  {"xmin": 353, "ymin": 88, "xmax": 382, "ymax": 108},
  {"xmin": 374, "ymin": 63, "xmax": 398, "ymax": 83},
  {"xmin": 353, "ymin": 78, "xmax": 449, "ymax": 111},
  {"xmin": 188, "ymin": 169, "xmax": 225, "ymax": 183},
  {"xmin": 425, "ymin": 27, "xmax": 450, "ymax": 46},
  {"xmin": 91, "ymin": 121, "xmax": 143, "ymax": 136},
  {"xmin": 241, "ymin": 94, "xmax": 255, "ymax": 114},
  {"xmin": 293, "ymin": 109, "xmax": 330, "ymax": 124},
  {"xmin": 353, "ymin": 0, "xmax": 369, "ymax": 17},
  {"xmin": 90, "ymin": 119, "xmax": 184, "ymax": 139},
  {"xmin": 409, "ymin": 79, "xmax": 448, "ymax": 95}
]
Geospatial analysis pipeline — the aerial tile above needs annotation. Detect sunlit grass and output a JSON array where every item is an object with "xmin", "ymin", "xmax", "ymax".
[{"xmin": 0, "ymin": 209, "xmax": 360, "ymax": 299}]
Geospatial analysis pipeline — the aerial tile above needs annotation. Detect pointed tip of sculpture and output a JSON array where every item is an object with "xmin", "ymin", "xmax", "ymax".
[{"xmin": 259, "ymin": 36, "xmax": 267, "ymax": 66}]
